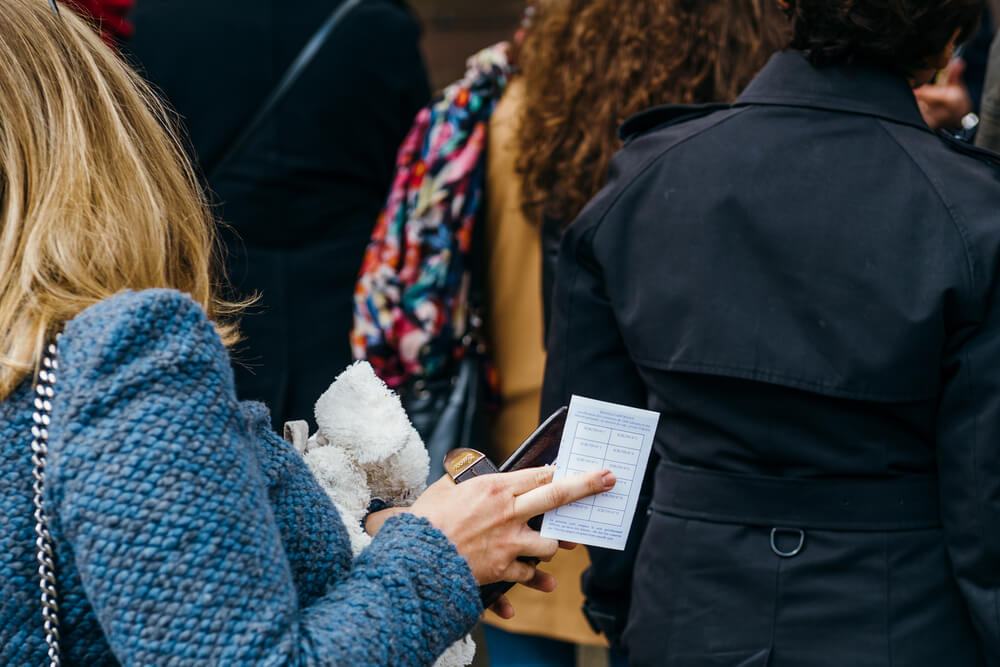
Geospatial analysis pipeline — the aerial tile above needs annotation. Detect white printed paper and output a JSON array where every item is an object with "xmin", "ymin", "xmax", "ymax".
[{"xmin": 540, "ymin": 395, "xmax": 659, "ymax": 550}]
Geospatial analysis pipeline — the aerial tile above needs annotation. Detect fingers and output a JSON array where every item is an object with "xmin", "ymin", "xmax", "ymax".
[
  {"xmin": 503, "ymin": 559, "xmax": 538, "ymax": 584},
  {"xmin": 558, "ymin": 541, "xmax": 578, "ymax": 550},
  {"xmin": 489, "ymin": 595, "xmax": 515, "ymax": 619},
  {"xmin": 946, "ymin": 58, "xmax": 966, "ymax": 86},
  {"xmin": 516, "ymin": 530, "xmax": 559, "ymax": 561},
  {"xmin": 523, "ymin": 569, "xmax": 557, "ymax": 593},
  {"xmin": 513, "ymin": 469, "xmax": 615, "ymax": 520},
  {"xmin": 500, "ymin": 465, "xmax": 556, "ymax": 496},
  {"xmin": 490, "ymin": 569, "xmax": 557, "ymax": 621}
]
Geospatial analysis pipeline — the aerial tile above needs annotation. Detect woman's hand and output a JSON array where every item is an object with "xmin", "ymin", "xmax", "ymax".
[
  {"xmin": 366, "ymin": 498, "xmax": 569, "ymax": 618},
  {"xmin": 487, "ymin": 568, "xmax": 558, "ymax": 619},
  {"xmin": 407, "ymin": 466, "xmax": 615, "ymax": 586},
  {"xmin": 365, "ymin": 507, "xmax": 406, "ymax": 536}
]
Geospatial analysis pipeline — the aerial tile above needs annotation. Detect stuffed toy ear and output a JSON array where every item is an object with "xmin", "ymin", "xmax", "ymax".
[{"xmin": 315, "ymin": 362, "xmax": 429, "ymax": 471}]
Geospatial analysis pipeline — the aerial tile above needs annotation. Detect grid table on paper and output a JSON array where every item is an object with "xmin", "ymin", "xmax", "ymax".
[{"xmin": 556, "ymin": 420, "xmax": 644, "ymax": 526}]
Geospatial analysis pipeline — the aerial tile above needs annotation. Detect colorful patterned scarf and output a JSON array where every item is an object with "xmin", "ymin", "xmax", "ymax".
[{"xmin": 351, "ymin": 43, "xmax": 513, "ymax": 388}]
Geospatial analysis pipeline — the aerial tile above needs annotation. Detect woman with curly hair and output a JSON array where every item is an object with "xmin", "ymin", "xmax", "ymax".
[
  {"xmin": 541, "ymin": 0, "xmax": 1000, "ymax": 664},
  {"xmin": 480, "ymin": 1, "xmax": 787, "ymax": 663}
]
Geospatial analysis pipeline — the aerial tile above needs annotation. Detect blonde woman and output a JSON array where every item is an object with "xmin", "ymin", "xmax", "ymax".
[{"xmin": 0, "ymin": 1, "xmax": 613, "ymax": 664}]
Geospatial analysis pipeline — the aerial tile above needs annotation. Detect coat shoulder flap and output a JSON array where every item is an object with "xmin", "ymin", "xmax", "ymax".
[{"xmin": 618, "ymin": 103, "xmax": 731, "ymax": 142}]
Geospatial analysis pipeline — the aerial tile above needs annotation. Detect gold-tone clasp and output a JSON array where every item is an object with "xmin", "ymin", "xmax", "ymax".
[{"xmin": 444, "ymin": 447, "xmax": 499, "ymax": 483}]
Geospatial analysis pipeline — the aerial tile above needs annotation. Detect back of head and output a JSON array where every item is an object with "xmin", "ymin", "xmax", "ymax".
[
  {"xmin": 783, "ymin": 0, "xmax": 984, "ymax": 77},
  {"xmin": 0, "ymin": 0, "xmax": 239, "ymax": 398},
  {"xmin": 516, "ymin": 0, "xmax": 790, "ymax": 227}
]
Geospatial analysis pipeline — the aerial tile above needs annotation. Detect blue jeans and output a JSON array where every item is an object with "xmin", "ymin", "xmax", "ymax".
[
  {"xmin": 481, "ymin": 625, "xmax": 629, "ymax": 666},
  {"xmin": 482, "ymin": 625, "xmax": 573, "ymax": 666}
]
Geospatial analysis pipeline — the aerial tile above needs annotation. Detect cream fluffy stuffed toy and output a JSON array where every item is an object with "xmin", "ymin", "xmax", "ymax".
[{"xmin": 283, "ymin": 361, "xmax": 476, "ymax": 667}]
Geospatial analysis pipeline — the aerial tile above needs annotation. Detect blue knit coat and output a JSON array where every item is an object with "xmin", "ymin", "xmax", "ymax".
[{"xmin": 0, "ymin": 289, "xmax": 482, "ymax": 665}]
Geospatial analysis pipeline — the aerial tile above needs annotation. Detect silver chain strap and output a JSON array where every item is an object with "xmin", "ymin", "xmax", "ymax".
[{"xmin": 31, "ymin": 339, "xmax": 61, "ymax": 667}]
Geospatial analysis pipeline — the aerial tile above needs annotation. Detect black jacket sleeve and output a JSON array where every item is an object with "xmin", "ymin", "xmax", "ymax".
[
  {"xmin": 937, "ymin": 288, "xmax": 1000, "ymax": 663},
  {"xmin": 540, "ymin": 175, "xmax": 654, "ymax": 647}
]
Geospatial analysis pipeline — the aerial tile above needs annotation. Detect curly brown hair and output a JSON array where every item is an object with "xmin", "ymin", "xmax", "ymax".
[
  {"xmin": 784, "ymin": 0, "xmax": 983, "ymax": 77},
  {"xmin": 516, "ymin": 0, "xmax": 790, "ymax": 227}
]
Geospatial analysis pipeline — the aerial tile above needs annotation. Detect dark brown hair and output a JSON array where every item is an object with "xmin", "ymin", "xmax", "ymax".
[
  {"xmin": 783, "ymin": 0, "xmax": 984, "ymax": 76},
  {"xmin": 516, "ymin": 0, "xmax": 789, "ymax": 227}
]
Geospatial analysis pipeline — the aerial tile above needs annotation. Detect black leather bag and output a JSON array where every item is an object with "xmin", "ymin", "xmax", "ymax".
[{"xmin": 401, "ymin": 347, "xmax": 488, "ymax": 485}]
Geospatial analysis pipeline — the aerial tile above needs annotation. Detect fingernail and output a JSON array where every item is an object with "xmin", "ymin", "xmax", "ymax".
[{"xmin": 602, "ymin": 470, "xmax": 616, "ymax": 489}]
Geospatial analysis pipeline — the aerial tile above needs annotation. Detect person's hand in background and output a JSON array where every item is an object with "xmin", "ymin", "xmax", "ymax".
[{"xmin": 915, "ymin": 58, "xmax": 974, "ymax": 129}]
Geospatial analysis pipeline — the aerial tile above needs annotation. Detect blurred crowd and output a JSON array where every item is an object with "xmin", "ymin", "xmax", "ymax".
[{"xmin": 6, "ymin": 0, "xmax": 1000, "ymax": 665}]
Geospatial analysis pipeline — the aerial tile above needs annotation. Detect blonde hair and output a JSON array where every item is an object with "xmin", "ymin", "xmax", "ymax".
[{"xmin": 0, "ymin": 0, "xmax": 243, "ymax": 399}]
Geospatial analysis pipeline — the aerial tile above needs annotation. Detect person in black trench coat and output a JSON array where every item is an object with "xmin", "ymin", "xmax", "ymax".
[
  {"xmin": 125, "ymin": 0, "xmax": 431, "ymax": 429},
  {"xmin": 541, "ymin": 1, "xmax": 1000, "ymax": 665}
]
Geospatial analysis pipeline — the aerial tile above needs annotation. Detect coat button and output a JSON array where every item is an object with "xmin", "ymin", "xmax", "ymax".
[{"xmin": 770, "ymin": 527, "xmax": 805, "ymax": 558}]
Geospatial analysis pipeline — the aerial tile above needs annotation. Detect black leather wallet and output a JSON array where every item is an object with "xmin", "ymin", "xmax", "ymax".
[{"xmin": 442, "ymin": 406, "xmax": 568, "ymax": 608}]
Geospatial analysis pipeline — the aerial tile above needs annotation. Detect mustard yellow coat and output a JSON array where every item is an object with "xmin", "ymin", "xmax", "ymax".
[{"xmin": 481, "ymin": 77, "xmax": 606, "ymax": 647}]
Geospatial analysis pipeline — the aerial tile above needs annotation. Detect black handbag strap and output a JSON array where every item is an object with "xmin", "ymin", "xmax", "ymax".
[{"xmin": 206, "ymin": 0, "xmax": 365, "ymax": 180}]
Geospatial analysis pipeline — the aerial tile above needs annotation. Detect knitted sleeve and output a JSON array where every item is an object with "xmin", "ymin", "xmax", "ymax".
[{"xmin": 45, "ymin": 289, "xmax": 481, "ymax": 665}]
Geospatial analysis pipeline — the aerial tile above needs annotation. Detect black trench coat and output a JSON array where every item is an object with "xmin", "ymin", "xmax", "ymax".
[{"xmin": 541, "ymin": 50, "xmax": 1000, "ymax": 666}]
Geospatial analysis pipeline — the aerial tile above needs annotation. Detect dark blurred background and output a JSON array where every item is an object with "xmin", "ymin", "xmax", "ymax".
[{"xmin": 411, "ymin": 0, "xmax": 522, "ymax": 89}]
